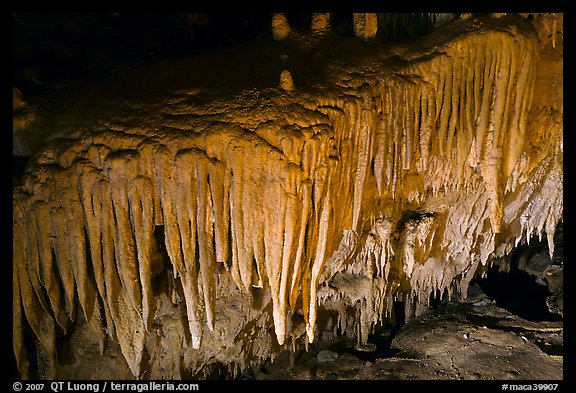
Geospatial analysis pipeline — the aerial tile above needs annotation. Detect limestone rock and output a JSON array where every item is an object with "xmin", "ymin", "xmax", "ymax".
[
  {"xmin": 390, "ymin": 301, "xmax": 562, "ymax": 380},
  {"xmin": 518, "ymin": 250, "xmax": 553, "ymax": 280},
  {"xmin": 311, "ymin": 14, "xmax": 330, "ymax": 33},
  {"xmin": 432, "ymin": 13, "xmax": 457, "ymax": 28},
  {"xmin": 317, "ymin": 349, "xmax": 338, "ymax": 363},
  {"xmin": 545, "ymin": 267, "xmax": 563, "ymax": 316},
  {"xmin": 245, "ymin": 285, "xmax": 562, "ymax": 380},
  {"xmin": 12, "ymin": 15, "xmax": 562, "ymax": 379},
  {"xmin": 13, "ymin": 87, "xmax": 38, "ymax": 156},
  {"xmin": 272, "ymin": 13, "xmax": 291, "ymax": 41},
  {"xmin": 279, "ymin": 70, "xmax": 294, "ymax": 91},
  {"xmin": 353, "ymin": 13, "xmax": 378, "ymax": 40},
  {"xmin": 13, "ymin": 87, "xmax": 25, "ymax": 111}
]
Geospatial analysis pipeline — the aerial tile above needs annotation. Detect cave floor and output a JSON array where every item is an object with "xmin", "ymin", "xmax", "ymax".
[{"xmin": 240, "ymin": 284, "xmax": 562, "ymax": 380}]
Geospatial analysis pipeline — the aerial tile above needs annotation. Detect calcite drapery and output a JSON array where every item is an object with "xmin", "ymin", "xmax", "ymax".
[{"xmin": 13, "ymin": 14, "xmax": 562, "ymax": 378}]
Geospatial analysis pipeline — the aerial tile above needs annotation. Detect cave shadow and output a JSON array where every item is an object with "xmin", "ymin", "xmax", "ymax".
[
  {"xmin": 339, "ymin": 300, "xmax": 406, "ymax": 362},
  {"xmin": 475, "ymin": 232, "xmax": 563, "ymax": 323},
  {"xmin": 475, "ymin": 264, "xmax": 562, "ymax": 322}
]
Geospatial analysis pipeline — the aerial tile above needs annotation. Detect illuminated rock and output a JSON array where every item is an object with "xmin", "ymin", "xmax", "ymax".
[
  {"xmin": 280, "ymin": 70, "xmax": 294, "ymax": 92},
  {"xmin": 353, "ymin": 13, "xmax": 378, "ymax": 39},
  {"xmin": 311, "ymin": 13, "xmax": 331, "ymax": 33},
  {"xmin": 272, "ymin": 13, "xmax": 291, "ymax": 41},
  {"xmin": 12, "ymin": 14, "xmax": 562, "ymax": 379}
]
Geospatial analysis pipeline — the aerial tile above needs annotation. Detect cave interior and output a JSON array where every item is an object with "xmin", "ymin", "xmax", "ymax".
[{"xmin": 12, "ymin": 12, "xmax": 563, "ymax": 381}]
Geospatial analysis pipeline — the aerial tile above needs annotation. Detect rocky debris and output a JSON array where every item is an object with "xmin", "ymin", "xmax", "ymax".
[
  {"xmin": 13, "ymin": 87, "xmax": 39, "ymax": 156},
  {"xmin": 390, "ymin": 295, "xmax": 562, "ymax": 380},
  {"xmin": 519, "ymin": 251, "xmax": 554, "ymax": 281},
  {"xmin": 545, "ymin": 267, "xmax": 563, "ymax": 316},
  {"xmin": 246, "ymin": 285, "xmax": 562, "ymax": 380}
]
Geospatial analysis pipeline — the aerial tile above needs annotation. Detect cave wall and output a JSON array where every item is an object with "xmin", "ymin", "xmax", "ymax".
[{"xmin": 12, "ymin": 13, "xmax": 563, "ymax": 379}]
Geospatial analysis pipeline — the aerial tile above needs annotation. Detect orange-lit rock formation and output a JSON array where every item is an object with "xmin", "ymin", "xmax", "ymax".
[{"xmin": 13, "ymin": 13, "xmax": 562, "ymax": 379}]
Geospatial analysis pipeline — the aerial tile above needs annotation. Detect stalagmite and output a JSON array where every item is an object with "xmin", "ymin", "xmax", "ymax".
[
  {"xmin": 311, "ymin": 13, "xmax": 330, "ymax": 33},
  {"xmin": 353, "ymin": 13, "xmax": 378, "ymax": 40},
  {"xmin": 12, "ymin": 14, "xmax": 562, "ymax": 379},
  {"xmin": 271, "ymin": 13, "xmax": 291, "ymax": 41},
  {"xmin": 280, "ymin": 70, "xmax": 294, "ymax": 92}
]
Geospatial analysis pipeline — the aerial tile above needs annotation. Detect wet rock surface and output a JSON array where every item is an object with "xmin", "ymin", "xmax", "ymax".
[{"xmin": 243, "ymin": 284, "xmax": 562, "ymax": 380}]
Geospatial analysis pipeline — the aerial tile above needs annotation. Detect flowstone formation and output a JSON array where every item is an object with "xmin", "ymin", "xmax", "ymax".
[{"xmin": 13, "ymin": 13, "xmax": 563, "ymax": 379}]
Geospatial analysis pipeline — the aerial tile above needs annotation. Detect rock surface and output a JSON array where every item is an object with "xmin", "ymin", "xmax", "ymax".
[
  {"xmin": 271, "ymin": 14, "xmax": 291, "ymax": 41},
  {"xmin": 353, "ymin": 14, "xmax": 378, "ymax": 39},
  {"xmin": 12, "ymin": 14, "xmax": 563, "ymax": 379}
]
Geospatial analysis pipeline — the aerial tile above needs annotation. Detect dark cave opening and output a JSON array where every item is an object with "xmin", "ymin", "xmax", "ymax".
[
  {"xmin": 13, "ymin": 156, "xmax": 29, "ymax": 180},
  {"xmin": 476, "ymin": 224, "xmax": 563, "ymax": 323},
  {"xmin": 476, "ymin": 264, "xmax": 562, "ymax": 322}
]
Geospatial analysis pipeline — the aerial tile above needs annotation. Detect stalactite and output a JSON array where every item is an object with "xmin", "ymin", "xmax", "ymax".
[
  {"xmin": 79, "ymin": 163, "xmax": 113, "ymax": 336},
  {"xmin": 128, "ymin": 176, "xmax": 155, "ymax": 330}
]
